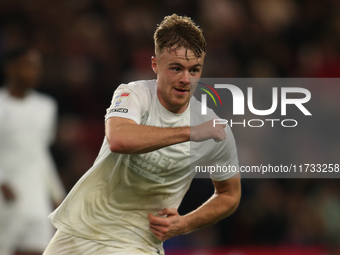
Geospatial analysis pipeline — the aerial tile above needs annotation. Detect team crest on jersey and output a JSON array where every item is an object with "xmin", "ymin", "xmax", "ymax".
[{"xmin": 113, "ymin": 93, "xmax": 130, "ymax": 107}]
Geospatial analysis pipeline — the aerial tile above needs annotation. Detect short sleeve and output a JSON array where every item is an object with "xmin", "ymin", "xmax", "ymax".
[
  {"xmin": 0, "ymin": 97, "xmax": 4, "ymax": 137},
  {"xmin": 0, "ymin": 100, "xmax": 5, "ymax": 183},
  {"xmin": 105, "ymin": 83, "xmax": 147, "ymax": 124},
  {"xmin": 48, "ymin": 98, "xmax": 58, "ymax": 145},
  {"xmin": 209, "ymin": 125, "xmax": 239, "ymax": 181},
  {"xmin": 0, "ymin": 169, "xmax": 5, "ymax": 184}
]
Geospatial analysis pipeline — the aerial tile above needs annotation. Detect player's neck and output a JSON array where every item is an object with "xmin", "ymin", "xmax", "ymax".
[
  {"xmin": 157, "ymin": 91, "xmax": 189, "ymax": 114},
  {"xmin": 7, "ymin": 82, "xmax": 30, "ymax": 99}
]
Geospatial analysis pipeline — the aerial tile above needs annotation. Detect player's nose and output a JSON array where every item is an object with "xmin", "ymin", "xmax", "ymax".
[{"xmin": 179, "ymin": 71, "xmax": 190, "ymax": 85}]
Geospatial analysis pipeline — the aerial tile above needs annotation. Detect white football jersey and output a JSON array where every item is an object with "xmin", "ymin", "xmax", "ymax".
[
  {"xmin": 49, "ymin": 80, "xmax": 239, "ymax": 254},
  {"xmin": 0, "ymin": 88, "xmax": 65, "ymax": 216}
]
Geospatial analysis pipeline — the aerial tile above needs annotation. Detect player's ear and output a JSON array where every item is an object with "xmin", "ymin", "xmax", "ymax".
[{"xmin": 151, "ymin": 56, "xmax": 158, "ymax": 74}]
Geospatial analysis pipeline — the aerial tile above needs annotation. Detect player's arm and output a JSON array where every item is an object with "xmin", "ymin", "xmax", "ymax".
[
  {"xmin": 148, "ymin": 173, "xmax": 241, "ymax": 241},
  {"xmin": 106, "ymin": 117, "xmax": 225, "ymax": 154},
  {"xmin": 0, "ymin": 115, "xmax": 16, "ymax": 202},
  {"xmin": 182, "ymin": 173, "xmax": 241, "ymax": 232},
  {"xmin": 0, "ymin": 171, "xmax": 16, "ymax": 202},
  {"xmin": 45, "ymin": 100, "xmax": 66, "ymax": 207},
  {"xmin": 0, "ymin": 183, "xmax": 16, "ymax": 202}
]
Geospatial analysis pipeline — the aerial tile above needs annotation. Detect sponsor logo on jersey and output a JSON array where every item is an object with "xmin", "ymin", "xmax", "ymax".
[
  {"xmin": 113, "ymin": 92, "xmax": 130, "ymax": 107},
  {"xmin": 123, "ymin": 157, "xmax": 166, "ymax": 184},
  {"xmin": 122, "ymin": 151, "xmax": 185, "ymax": 183},
  {"xmin": 114, "ymin": 92, "xmax": 130, "ymax": 100},
  {"xmin": 109, "ymin": 108, "xmax": 128, "ymax": 113},
  {"xmin": 139, "ymin": 151, "xmax": 182, "ymax": 170}
]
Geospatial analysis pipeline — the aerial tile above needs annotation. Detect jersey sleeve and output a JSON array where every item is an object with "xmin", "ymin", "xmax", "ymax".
[
  {"xmin": 43, "ymin": 98, "xmax": 66, "ymax": 203},
  {"xmin": 209, "ymin": 125, "xmax": 239, "ymax": 181},
  {"xmin": 0, "ymin": 170, "xmax": 5, "ymax": 184},
  {"xmin": 0, "ymin": 103, "xmax": 5, "ymax": 184},
  {"xmin": 47, "ymin": 98, "xmax": 58, "ymax": 145},
  {"xmin": 105, "ymin": 83, "xmax": 147, "ymax": 124},
  {"xmin": 44, "ymin": 158, "xmax": 66, "ymax": 204}
]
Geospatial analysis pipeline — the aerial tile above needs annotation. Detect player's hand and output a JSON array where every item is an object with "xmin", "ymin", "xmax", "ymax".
[
  {"xmin": 190, "ymin": 119, "xmax": 226, "ymax": 142},
  {"xmin": 0, "ymin": 184, "xmax": 16, "ymax": 202},
  {"xmin": 148, "ymin": 208, "xmax": 187, "ymax": 242}
]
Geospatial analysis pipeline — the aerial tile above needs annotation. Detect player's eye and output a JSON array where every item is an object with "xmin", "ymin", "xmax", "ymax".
[
  {"xmin": 172, "ymin": 67, "xmax": 181, "ymax": 72},
  {"xmin": 190, "ymin": 68, "xmax": 200, "ymax": 74}
]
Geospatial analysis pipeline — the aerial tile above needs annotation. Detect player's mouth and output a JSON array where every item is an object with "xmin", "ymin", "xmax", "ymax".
[{"xmin": 173, "ymin": 88, "xmax": 189, "ymax": 95}]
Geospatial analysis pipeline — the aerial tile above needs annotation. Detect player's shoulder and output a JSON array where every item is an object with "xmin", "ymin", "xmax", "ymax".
[
  {"xmin": 117, "ymin": 79, "xmax": 156, "ymax": 98},
  {"xmin": 0, "ymin": 88, "xmax": 6, "ymax": 107},
  {"xmin": 0, "ymin": 87, "xmax": 6, "ymax": 99},
  {"xmin": 190, "ymin": 95, "xmax": 219, "ymax": 123},
  {"xmin": 119, "ymin": 79, "xmax": 156, "ymax": 92},
  {"xmin": 30, "ymin": 91, "xmax": 57, "ymax": 109}
]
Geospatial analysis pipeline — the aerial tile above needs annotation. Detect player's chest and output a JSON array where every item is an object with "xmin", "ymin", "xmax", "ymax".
[
  {"xmin": 1, "ymin": 101, "xmax": 51, "ymax": 137},
  {"xmin": 139, "ymin": 142, "xmax": 190, "ymax": 170}
]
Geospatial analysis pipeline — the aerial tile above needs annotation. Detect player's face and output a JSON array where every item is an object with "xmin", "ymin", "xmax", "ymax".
[
  {"xmin": 152, "ymin": 47, "xmax": 204, "ymax": 114},
  {"xmin": 12, "ymin": 50, "xmax": 42, "ymax": 90}
]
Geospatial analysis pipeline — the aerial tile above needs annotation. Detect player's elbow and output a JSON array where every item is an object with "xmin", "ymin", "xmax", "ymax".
[
  {"xmin": 106, "ymin": 118, "xmax": 138, "ymax": 154},
  {"xmin": 221, "ymin": 190, "xmax": 241, "ymax": 218},
  {"xmin": 109, "ymin": 141, "xmax": 122, "ymax": 153},
  {"xmin": 230, "ymin": 195, "xmax": 241, "ymax": 215},
  {"xmin": 228, "ymin": 190, "xmax": 241, "ymax": 216},
  {"xmin": 107, "ymin": 135, "xmax": 130, "ymax": 154}
]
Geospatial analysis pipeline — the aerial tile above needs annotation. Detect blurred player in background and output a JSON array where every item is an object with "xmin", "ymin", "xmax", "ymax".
[
  {"xmin": 44, "ymin": 14, "xmax": 241, "ymax": 255},
  {"xmin": 0, "ymin": 47, "xmax": 66, "ymax": 255}
]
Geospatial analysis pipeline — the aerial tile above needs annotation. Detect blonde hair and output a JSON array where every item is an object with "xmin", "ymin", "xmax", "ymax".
[{"xmin": 154, "ymin": 14, "xmax": 206, "ymax": 58}]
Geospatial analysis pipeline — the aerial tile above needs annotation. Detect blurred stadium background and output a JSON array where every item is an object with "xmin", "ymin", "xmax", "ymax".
[{"xmin": 1, "ymin": 0, "xmax": 340, "ymax": 254}]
